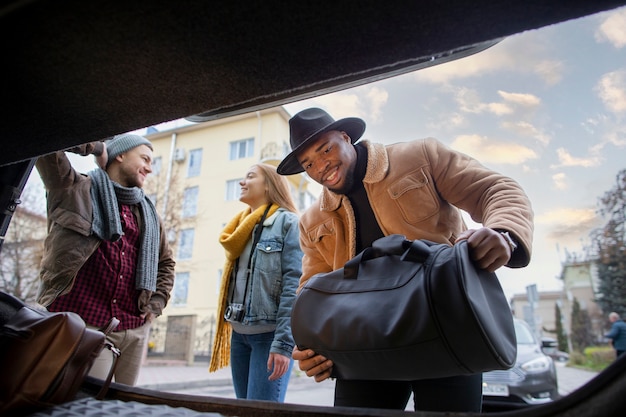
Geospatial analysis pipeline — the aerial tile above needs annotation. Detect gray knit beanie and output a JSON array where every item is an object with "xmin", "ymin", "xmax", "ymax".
[{"xmin": 105, "ymin": 134, "xmax": 153, "ymax": 166}]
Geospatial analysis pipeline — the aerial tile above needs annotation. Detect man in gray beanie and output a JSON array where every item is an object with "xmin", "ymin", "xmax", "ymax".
[{"xmin": 35, "ymin": 134, "xmax": 176, "ymax": 386}]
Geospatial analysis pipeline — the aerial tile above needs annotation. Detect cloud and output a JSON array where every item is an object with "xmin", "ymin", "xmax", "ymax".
[
  {"xmin": 450, "ymin": 134, "xmax": 538, "ymax": 164},
  {"xmin": 454, "ymin": 87, "xmax": 484, "ymax": 113},
  {"xmin": 552, "ymin": 172, "xmax": 568, "ymax": 190},
  {"xmin": 309, "ymin": 93, "xmax": 361, "ymax": 118},
  {"xmin": 426, "ymin": 112, "xmax": 466, "ymax": 131},
  {"xmin": 581, "ymin": 115, "xmax": 603, "ymax": 134},
  {"xmin": 365, "ymin": 87, "xmax": 389, "ymax": 122},
  {"xmin": 536, "ymin": 207, "xmax": 600, "ymax": 241},
  {"xmin": 486, "ymin": 102, "xmax": 514, "ymax": 116},
  {"xmin": 551, "ymin": 148, "xmax": 602, "ymax": 168},
  {"xmin": 498, "ymin": 91, "xmax": 541, "ymax": 108},
  {"xmin": 453, "ymin": 88, "xmax": 542, "ymax": 120},
  {"xmin": 595, "ymin": 70, "xmax": 626, "ymax": 114},
  {"xmin": 595, "ymin": 8, "xmax": 626, "ymax": 48},
  {"xmin": 533, "ymin": 60, "xmax": 565, "ymax": 86},
  {"xmin": 605, "ymin": 126, "xmax": 626, "ymax": 147},
  {"xmin": 285, "ymin": 85, "xmax": 389, "ymax": 124},
  {"xmin": 501, "ymin": 121, "xmax": 551, "ymax": 145},
  {"xmin": 454, "ymin": 87, "xmax": 514, "ymax": 115},
  {"xmin": 413, "ymin": 35, "xmax": 563, "ymax": 85}
]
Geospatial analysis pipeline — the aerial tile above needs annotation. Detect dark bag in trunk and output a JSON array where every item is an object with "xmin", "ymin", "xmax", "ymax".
[{"xmin": 291, "ymin": 234, "xmax": 517, "ymax": 381}]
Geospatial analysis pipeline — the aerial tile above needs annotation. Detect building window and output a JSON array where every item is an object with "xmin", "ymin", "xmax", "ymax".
[
  {"xmin": 178, "ymin": 228, "xmax": 195, "ymax": 259},
  {"xmin": 225, "ymin": 179, "xmax": 242, "ymax": 201},
  {"xmin": 172, "ymin": 272, "xmax": 189, "ymax": 306},
  {"xmin": 282, "ymin": 141, "xmax": 291, "ymax": 158},
  {"xmin": 229, "ymin": 138, "xmax": 254, "ymax": 160},
  {"xmin": 152, "ymin": 156, "xmax": 162, "ymax": 176},
  {"xmin": 182, "ymin": 186, "xmax": 199, "ymax": 218},
  {"xmin": 187, "ymin": 148, "xmax": 203, "ymax": 177}
]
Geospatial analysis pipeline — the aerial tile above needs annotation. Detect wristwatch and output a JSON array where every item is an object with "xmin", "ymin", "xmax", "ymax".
[{"xmin": 499, "ymin": 231, "xmax": 518, "ymax": 253}]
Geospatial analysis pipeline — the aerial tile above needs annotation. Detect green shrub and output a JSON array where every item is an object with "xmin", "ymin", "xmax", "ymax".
[
  {"xmin": 568, "ymin": 346, "xmax": 614, "ymax": 371},
  {"xmin": 568, "ymin": 350, "xmax": 586, "ymax": 366}
]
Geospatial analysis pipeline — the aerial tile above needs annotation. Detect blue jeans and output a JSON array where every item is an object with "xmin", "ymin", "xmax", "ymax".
[{"xmin": 230, "ymin": 330, "xmax": 293, "ymax": 402}]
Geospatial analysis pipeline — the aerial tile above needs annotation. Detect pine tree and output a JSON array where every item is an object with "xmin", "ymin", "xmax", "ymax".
[
  {"xmin": 555, "ymin": 303, "xmax": 568, "ymax": 352},
  {"xmin": 592, "ymin": 169, "xmax": 626, "ymax": 317},
  {"xmin": 570, "ymin": 297, "xmax": 594, "ymax": 351}
]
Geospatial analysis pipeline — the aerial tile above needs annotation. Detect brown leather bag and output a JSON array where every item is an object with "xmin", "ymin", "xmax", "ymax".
[{"xmin": 0, "ymin": 291, "xmax": 120, "ymax": 416}]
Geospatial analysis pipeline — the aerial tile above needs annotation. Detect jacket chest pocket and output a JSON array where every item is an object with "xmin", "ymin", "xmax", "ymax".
[
  {"xmin": 304, "ymin": 219, "xmax": 346, "ymax": 266},
  {"xmin": 387, "ymin": 168, "xmax": 440, "ymax": 224},
  {"xmin": 255, "ymin": 239, "xmax": 284, "ymax": 273},
  {"xmin": 50, "ymin": 207, "xmax": 92, "ymax": 236}
]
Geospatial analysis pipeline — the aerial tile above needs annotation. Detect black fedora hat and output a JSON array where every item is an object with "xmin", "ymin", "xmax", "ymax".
[{"xmin": 277, "ymin": 108, "xmax": 366, "ymax": 175}]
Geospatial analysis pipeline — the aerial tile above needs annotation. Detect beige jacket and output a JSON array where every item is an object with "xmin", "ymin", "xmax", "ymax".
[{"xmin": 298, "ymin": 138, "xmax": 534, "ymax": 287}]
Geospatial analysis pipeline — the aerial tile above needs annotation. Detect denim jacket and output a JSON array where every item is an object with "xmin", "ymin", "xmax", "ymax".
[{"xmin": 231, "ymin": 208, "xmax": 302, "ymax": 357}]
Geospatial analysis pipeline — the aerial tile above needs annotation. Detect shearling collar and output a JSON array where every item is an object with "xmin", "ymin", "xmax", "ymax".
[{"xmin": 319, "ymin": 140, "xmax": 390, "ymax": 211}]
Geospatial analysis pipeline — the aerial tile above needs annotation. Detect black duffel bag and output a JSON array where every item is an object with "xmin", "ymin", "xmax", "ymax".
[{"xmin": 291, "ymin": 234, "xmax": 517, "ymax": 381}]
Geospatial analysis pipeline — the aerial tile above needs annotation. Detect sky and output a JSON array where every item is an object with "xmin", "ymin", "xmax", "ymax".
[
  {"xmin": 281, "ymin": 6, "xmax": 626, "ymax": 300},
  {"xmin": 25, "ymin": 6, "xmax": 626, "ymax": 301}
]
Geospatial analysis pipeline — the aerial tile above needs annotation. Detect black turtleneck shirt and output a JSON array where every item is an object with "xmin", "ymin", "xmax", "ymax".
[{"xmin": 346, "ymin": 144, "xmax": 385, "ymax": 253}]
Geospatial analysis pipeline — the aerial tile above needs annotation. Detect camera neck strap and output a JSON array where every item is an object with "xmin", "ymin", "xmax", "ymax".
[{"xmin": 228, "ymin": 204, "xmax": 273, "ymax": 305}]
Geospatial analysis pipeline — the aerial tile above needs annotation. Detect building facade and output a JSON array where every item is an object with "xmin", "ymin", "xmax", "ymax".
[
  {"xmin": 511, "ymin": 289, "xmax": 563, "ymax": 340},
  {"xmin": 510, "ymin": 258, "xmax": 606, "ymax": 352},
  {"xmin": 559, "ymin": 259, "xmax": 605, "ymax": 343}
]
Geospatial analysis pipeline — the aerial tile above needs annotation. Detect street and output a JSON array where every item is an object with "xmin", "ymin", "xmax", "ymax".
[{"xmin": 169, "ymin": 362, "xmax": 599, "ymax": 410}]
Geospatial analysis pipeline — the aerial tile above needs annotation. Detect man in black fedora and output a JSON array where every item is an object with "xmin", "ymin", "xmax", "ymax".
[{"xmin": 278, "ymin": 107, "xmax": 534, "ymax": 412}]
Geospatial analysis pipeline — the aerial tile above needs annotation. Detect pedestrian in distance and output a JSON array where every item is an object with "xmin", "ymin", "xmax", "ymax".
[
  {"xmin": 277, "ymin": 107, "xmax": 534, "ymax": 412},
  {"xmin": 605, "ymin": 312, "xmax": 626, "ymax": 359},
  {"xmin": 210, "ymin": 163, "xmax": 302, "ymax": 402},
  {"xmin": 35, "ymin": 134, "xmax": 176, "ymax": 386}
]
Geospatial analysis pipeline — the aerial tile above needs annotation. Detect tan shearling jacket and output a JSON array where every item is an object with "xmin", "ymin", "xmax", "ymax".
[{"xmin": 298, "ymin": 138, "xmax": 534, "ymax": 288}]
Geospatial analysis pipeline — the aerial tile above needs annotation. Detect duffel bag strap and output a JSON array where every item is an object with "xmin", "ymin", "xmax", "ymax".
[
  {"xmin": 343, "ymin": 235, "xmax": 441, "ymax": 279},
  {"xmin": 401, "ymin": 239, "xmax": 435, "ymax": 263},
  {"xmin": 95, "ymin": 317, "xmax": 121, "ymax": 400},
  {"xmin": 344, "ymin": 234, "xmax": 413, "ymax": 279}
]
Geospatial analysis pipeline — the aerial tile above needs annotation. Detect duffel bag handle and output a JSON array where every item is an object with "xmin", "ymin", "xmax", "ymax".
[{"xmin": 344, "ymin": 234, "xmax": 432, "ymax": 279}]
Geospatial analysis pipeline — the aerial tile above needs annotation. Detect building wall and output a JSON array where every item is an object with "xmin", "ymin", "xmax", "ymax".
[
  {"xmin": 511, "ymin": 291, "xmax": 563, "ymax": 339},
  {"xmin": 560, "ymin": 262, "xmax": 605, "ymax": 343},
  {"xmin": 510, "ymin": 260, "xmax": 606, "ymax": 350}
]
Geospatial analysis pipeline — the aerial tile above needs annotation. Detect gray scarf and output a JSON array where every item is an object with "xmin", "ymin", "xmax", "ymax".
[{"xmin": 89, "ymin": 168, "xmax": 159, "ymax": 292}]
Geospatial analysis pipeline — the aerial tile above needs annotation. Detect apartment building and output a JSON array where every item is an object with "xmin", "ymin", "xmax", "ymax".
[
  {"xmin": 142, "ymin": 107, "xmax": 320, "ymax": 359},
  {"xmin": 510, "ymin": 258, "xmax": 605, "ymax": 349}
]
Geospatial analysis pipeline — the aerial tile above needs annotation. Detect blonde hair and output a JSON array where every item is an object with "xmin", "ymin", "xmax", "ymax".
[{"xmin": 253, "ymin": 163, "xmax": 298, "ymax": 213}]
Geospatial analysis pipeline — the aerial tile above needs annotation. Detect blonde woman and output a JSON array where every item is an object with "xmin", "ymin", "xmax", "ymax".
[{"xmin": 211, "ymin": 163, "xmax": 302, "ymax": 402}]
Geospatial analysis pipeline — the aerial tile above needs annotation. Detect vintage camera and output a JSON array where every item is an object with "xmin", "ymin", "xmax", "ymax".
[{"xmin": 224, "ymin": 303, "xmax": 245, "ymax": 322}]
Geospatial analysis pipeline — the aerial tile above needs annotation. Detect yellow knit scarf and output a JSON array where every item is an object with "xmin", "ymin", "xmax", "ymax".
[{"xmin": 209, "ymin": 203, "xmax": 279, "ymax": 372}]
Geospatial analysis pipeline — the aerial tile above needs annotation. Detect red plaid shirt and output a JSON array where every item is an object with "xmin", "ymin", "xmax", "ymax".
[{"xmin": 49, "ymin": 204, "xmax": 144, "ymax": 330}]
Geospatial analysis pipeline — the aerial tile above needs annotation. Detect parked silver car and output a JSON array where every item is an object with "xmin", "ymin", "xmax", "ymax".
[
  {"xmin": 482, "ymin": 319, "xmax": 559, "ymax": 410},
  {"xmin": 541, "ymin": 337, "xmax": 570, "ymax": 363}
]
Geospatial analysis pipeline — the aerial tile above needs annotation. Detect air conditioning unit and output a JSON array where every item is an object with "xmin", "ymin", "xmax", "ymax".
[{"xmin": 173, "ymin": 148, "xmax": 186, "ymax": 162}]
